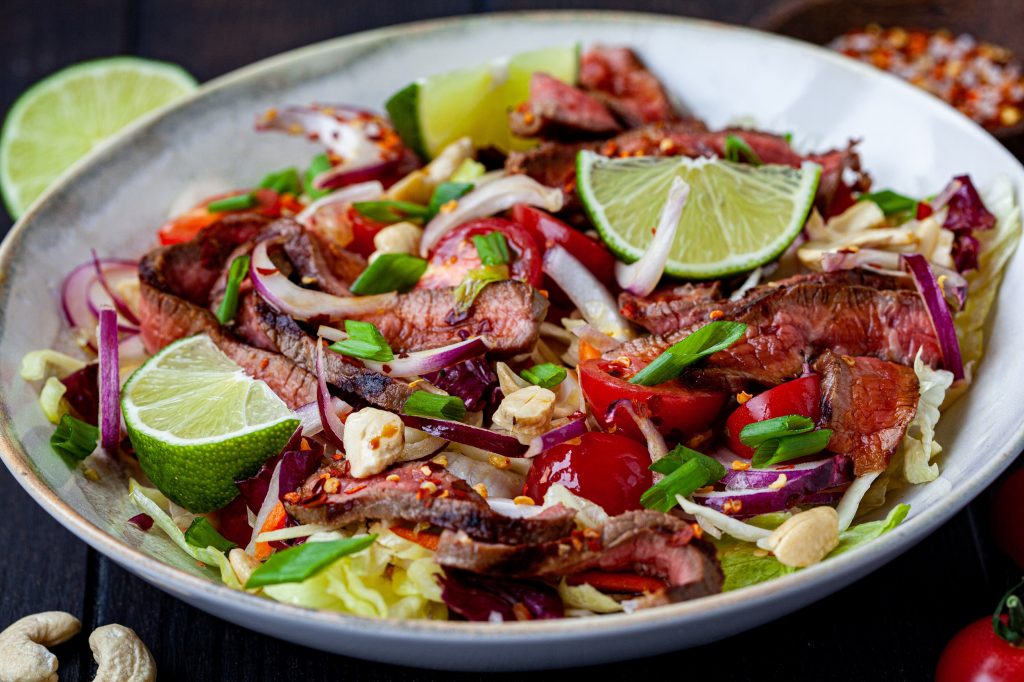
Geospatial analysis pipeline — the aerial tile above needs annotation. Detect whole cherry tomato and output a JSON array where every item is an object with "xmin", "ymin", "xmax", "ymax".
[
  {"xmin": 992, "ymin": 468, "xmax": 1024, "ymax": 570},
  {"xmin": 418, "ymin": 217, "xmax": 543, "ymax": 289},
  {"xmin": 157, "ymin": 188, "xmax": 282, "ymax": 245},
  {"xmin": 578, "ymin": 358, "xmax": 726, "ymax": 441},
  {"xmin": 936, "ymin": 584, "xmax": 1024, "ymax": 682},
  {"xmin": 341, "ymin": 204, "xmax": 390, "ymax": 258},
  {"xmin": 524, "ymin": 432, "xmax": 652, "ymax": 516},
  {"xmin": 725, "ymin": 375, "xmax": 821, "ymax": 458},
  {"xmin": 511, "ymin": 204, "xmax": 616, "ymax": 280}
]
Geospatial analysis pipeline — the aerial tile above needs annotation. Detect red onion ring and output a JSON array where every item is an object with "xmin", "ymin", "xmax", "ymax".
[
  {"xmin": 543, "ymin": 245, "xmax": 633, "ymax": 342},
  {"xmin": 398, "ymin": 414, "xmax": 526, "ymax": 457},
  {"xmin": 313, "ymin": 159, "xmax": 399, "ymax": 192},
  {"xmin": 314, "ymin": 339, "xmax": 348, "ymax": 450},
  {"xmin": 295, "ymin": 396, "xmax": 351, "ymax": 438},
  {"xmin": 91, "ymin": 250, "xmax": 140, "ymax": 326},
  {"xmin": 902, "ymin": 254, "xmax": 965, "ymax": 380},
  {"xmin": 295, "ymin": 181, "xmax": 383, "ymax": 227},
  {"xmin": 363, "ymin": 337, "xmax": 488, "ymax": 378},
  {"xmin": 97, "ymin": 308, "xmax": 121, "ymax": 452},
  {"xmin": 522, "ymin": 415, "xmax": 588, "ymax": 458}
]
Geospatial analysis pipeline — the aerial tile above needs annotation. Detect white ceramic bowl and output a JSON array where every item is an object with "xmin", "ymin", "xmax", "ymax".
[{"xmin": 1, "ymin": 11, "xmax": 1022, "ymax": 671}]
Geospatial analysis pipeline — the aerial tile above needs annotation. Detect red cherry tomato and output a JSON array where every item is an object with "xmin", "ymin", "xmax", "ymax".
[
  {"xmin": 511, "ymin": 204, "xmax": 616, "ymax": 280},
  {"xmin": 418, "ymin": 217, "xmax": 543, "ymax": 289},
  {"xmin": 578, "ymin": 358, "xmax": 727, "ymax": 441},
  {"xmin": 992, "ymin": 468, "xmax": 1024, "ymax": 569},
  {"xmin": 725, "ymin": 375, "xmax": 821, "ymax": 458},
  {"xmin": 524, "ymin": 432, "xmax": 652, "ymax": 516},
  {"xmin": 157, "ymin": 188, "xmax": 283, "ymax": 245},
  {"xmin": 936, "ymin": 615, "xmax": 1024, "ymax": 682},
  {"xmin": 340, "ymin": 204, "xmax": 390, "ymax": 258}
]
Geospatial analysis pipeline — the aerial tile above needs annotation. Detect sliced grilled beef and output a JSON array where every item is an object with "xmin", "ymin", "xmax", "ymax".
[
  {"xmin": 618, "ymin": 281, "xmax": 723, "ymax": 336},
  {"xmin": 815, "ymin": 350, "xmax": 920, "ymax": 475},
  {"xmin": 436, "ymin": 510, "xmax": 722, "ymax": 604},
  {"xmin": 286, "ymin": 460, "xmax": 577, "ymax": 544},
  {"xmin": 578, "ymin": 46, "xmax": 679, "ymax": 126},
  {"xmin": 611, "ymin": 272, "xmax": 940, "ymax": 390},
  {"xmin": 509, "ymin": 73, "xmax": 621, "ymax": 139}
]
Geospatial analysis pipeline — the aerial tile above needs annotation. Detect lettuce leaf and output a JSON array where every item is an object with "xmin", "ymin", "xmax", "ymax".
[
  {"xmin": 902, "ymin": 354, "xmax": 955, "ymax": 484},
  {"xmin": 558, "ymin": 579, "xmax": 623, "ymax": 614},
  {"xmin": 542, "ymin": 483, "xmax": 609, "ymax": 529}
]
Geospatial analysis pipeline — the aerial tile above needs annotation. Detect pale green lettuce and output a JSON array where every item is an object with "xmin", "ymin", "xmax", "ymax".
[
  {"xmin": 902, "ymin": 354, "xmax": 954, "ymax": 484},
  {"xmin": 558, "ymin": 579, "xmax": 624, "ymax": 614}
]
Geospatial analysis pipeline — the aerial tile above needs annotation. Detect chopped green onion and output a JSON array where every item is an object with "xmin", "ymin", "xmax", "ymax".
[
  {"xmin": 450, "ymin": 158, "xmax": 486, "ymax": 183},
  {"xmin": 352, "ymin": 200, "xmax": 430, "ymax": 223},
  {"xmin": 783, "ymin": 132, "xmax": 793, "ymax": 146},
  {"xmin": 215, "ymin": 254, "xmax": 250, "ymax": 325},
  {"xmin": 207, "ymin": 193, "xmax": 257, "ymax": 213},
  {"xmin": 471, "ymin": 231, "xmax": 510, "ymax": 266},
  {"xmin": 858, "ymin": 189, "xmax": 919, "ymax": 216},
  {"xmin": 349, "ymin": 253, "xmax": 427, "ymax": 295},
  {"xmin": 402, "ymin": 390, "xmax": 467, "ymax": 421},
  {"xmin": 629, "ymin": 321, "xmax": 746, "ymax": 386},
  {"xmin": 50, "ymin": 414, "xmax": 98, "ymax": 463},
  {"xmin": 245, "ymin": 535, "xmax": 377, "ymax": 588},
  {"xmin": 641, "ymin": 447, "xmax": 725, "ymax": 513},
  {"xmin": 520, "ymin": 363, "xmax": 567, "ymax": 389},
  {"xmin": 723, "ymin": 135, "xmax": 763, "ymax": 166},
  {"xmin": 328, "ymin": 320, "xmax": 394, "ymax": 362},
  {"xmin": 752, "ymin": 429, "xmax": 833, "ymax": 467},
  {"xmin": 739, "ymin": 415, "xmax": 815, "ymax": 447},
  {"xmin": 426, "ymin": 182, "xmax": 474, "ymax": 220},
  {"xmin": 452, "ymin": 264, "xmax": 508, "ymax": 316},
  {"xmin": 258, "ymin": 167, "xmax": 301, "ymax": 196},
  {"xmin": 304, "ymin": 153, "xmax": 332, "ymax": 200},
  {"xmin": 184, "ymin": 517, "xmax": 237, "ymax": 552}
]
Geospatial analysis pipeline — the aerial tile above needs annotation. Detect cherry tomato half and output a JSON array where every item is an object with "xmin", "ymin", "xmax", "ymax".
[
  {"xmin": 936, "ymin": 615, "xmax": 1024, "ymax": 682},
  {"xmin": 992, "ymin": 468, "xmax": 1024, "ymax": 570},
  {"xmin": 339, "ymin": 204, "xmax": 390, "ymax": 258},
  {"xmin": 157, "ymin": 188, "xmax": 283, "ymax": 245},
  {"xmin": 578, "ymin": 358, "xmax": 727, "ymax": 441},
  {"xmin": 418, "ymin": 217, "xmax": 543, "ymax": 289},
  {"xmin": 524, "ymin": 432, "xmax": 652, "ymax": 516},
  {"xmin": 724, "ymin": 375, "xmax": 821, "ymax": 458},
  {"xmin": 511, "ymin": 204, "xmax": 616, "ymax": 280}
]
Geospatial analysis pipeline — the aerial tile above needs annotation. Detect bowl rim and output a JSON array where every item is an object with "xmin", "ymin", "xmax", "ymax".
[{"xmin": 1, "ymin": 8, "xmax": 1022, "ymax": 643}]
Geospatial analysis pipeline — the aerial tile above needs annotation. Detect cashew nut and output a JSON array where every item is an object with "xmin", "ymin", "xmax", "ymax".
[
  {"xmin": 492, "ymin": 385, "xmax": 556, "ymax": 444},
  {"xmin": 763, "ymin": 506, "xmax": 840, "ymax": 568},
  {"xmin": 89, "ymin": 624, "xmax": 156, "ymax": 682},
  {"xmin": 371, "ymin": 222, "xmax": 423, "ymax": 257},
  {"xmin": 0, "ymin": 611, "xmax": 80, "ymax": 682}
]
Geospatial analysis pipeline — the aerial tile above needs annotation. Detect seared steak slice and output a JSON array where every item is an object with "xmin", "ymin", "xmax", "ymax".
[
  {"xmin": 611, "ymin": 272, "xmax": 940, "ymax": 390},
  {"xmin": 619, "ymin": 281, "xmax": 723, "ymax": 336},
  {"xmin": 506, "ymin": 140, "xmax": 599, "ymax": 198},
  {"xmin": 436, "ymin": 510, "xmax": 723, "ymax": 603},
  {"xmin": 815, "ymin": 350, "xmax": 919, "ymax": 475},
  {"xmin": 509, "ymin": 73, "xmax": 621, "ymax": 139},
  {"xmin": 253, "ymin": 297, "xmax": 414, "ymax": 412},
  {"xmin": 578, "ymin": 46, "xmax": 679, "ymax": 126},
  {"xmin": 286, "ymin": 460, "xmax": 577, "ymax": 544}
]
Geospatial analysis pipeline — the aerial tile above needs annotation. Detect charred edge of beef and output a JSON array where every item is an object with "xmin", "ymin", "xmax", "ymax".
[{"xmin": 508, "ymin": 73, "xmax": 622, "ymax": 139}]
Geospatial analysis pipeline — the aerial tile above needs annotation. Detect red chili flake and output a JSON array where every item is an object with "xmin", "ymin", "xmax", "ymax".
[
  {"xmin": 343, "ymin": 484, "xmax": 367, "ymax": 495},
  {"xmin": 255, "ymin": 267, "xmax": 279, "ymax": 276}
]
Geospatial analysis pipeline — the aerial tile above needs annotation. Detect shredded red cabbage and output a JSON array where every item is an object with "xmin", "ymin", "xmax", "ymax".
[
  {"xmin": 439, "ymin": 569, "xmax": 564, "ymax": 621},
  {"xmin": 424, "ymin": 358, "xmax": 498, "ymax": 412},
  {"xmin": 939, "ymin": 175, "xmax": 996, "ymax": 273},
  {"xmin": 236, "ymin": 447, "xmax": 323, "ymax": 514},
  {"xmin": 60, "ymin": 364, "xmax": 99, "ymax": 425},
  {"xmin": 127, "ymin": 513, "xmax": 153, "ymax": 531}
]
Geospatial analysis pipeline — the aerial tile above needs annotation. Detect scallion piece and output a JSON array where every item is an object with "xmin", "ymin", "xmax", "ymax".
[
  {"xmin": 245, "ymin": 535, "xmax": 377, "ymax": 588},
  {"xmin": 520, "ymin": 363, "xmax": 566, "ymax": 389},
  {"xmin": 452, "ymin": 264, "xmax": 508, "ymax": 316},
  {"xmin": 426, "ymin": 181, "xmax": 473, "ymax": 220},
  {"xmin": 739, "ymin": 415, "xmax": 815, "ymax": 447},
  {"xmin": 752, "ymin": 429, "xmax": 833, "ymax": 467},
  {"xmin": 629, "ymin": 321, "xmax": 746, "ymax": 386},
  {"xmin": 723, "ymin": 135, "xmax": 763, "ymax": 166},
  {"xmin": 258, "ymin": 167, "xmax": 301, "ymax": 196},
  {"xmin": 207, "ymin": 193, "xmax": 257, "ymax": 213},
  {"xmin": 349, "ymin": 253, "xmax": 427, "ymax": 295},
  {"xmin": 50, "ymin": 414, "xmax": 98, "ymax": 463},
  {"xmin": 402, "ymin": 390, "xmax": 467, "ymax": 421},
  {"xmin": 352, "ymin": 200, "xmax": 430, "ymax": 223},
  {"xmin": 858, "ymin": 189, "xmax": 919, "ymax": 216},
  {"xmin": 304, "ymin": 153, "xmax": 332, "ymax": 199},
  {"xmin": 215, "ymin": 254, "xmax": 250, "ymax": 325},
  {"xmin": 328, "ymin": 320, "xmax": 394, "ymax": 362},
  {"xmin": 649, "ymin": 445, "xmax": 726, "ymax": 479},
  {"xmin": 184, "ymin": 517, "xmax": 237, "ymax": 552},
  {"xmin": 472, "ymin": 231, "xmax": 510, "ymax": 266},
  {"xmin": 783, "ymin": 131, "xmax": 793, "ymax": 146},
  {"xmin": 641, "ymin": 447, "xmax": 725, "ymax": 513}
]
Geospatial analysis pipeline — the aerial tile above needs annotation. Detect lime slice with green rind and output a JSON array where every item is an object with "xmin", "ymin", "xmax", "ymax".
[
  {"xmin": 1, "ymin": 57, "xmax": 196, "ymax": 219},
  {"xmin": 577, "ymin": 152, "xmax": 821, "ymax": 279},
  {"xmin": 122, "ymin": 335, "xmax": 298, "ymax": 513},
  {"xmin": 386, "ymin": 45, "xmax": 579, "ymax": 159}
]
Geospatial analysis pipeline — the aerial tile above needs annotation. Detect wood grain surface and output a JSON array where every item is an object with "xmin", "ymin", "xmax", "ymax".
[{"xmin": 1, "ymin": 1, "xmax": 1020, "ymax": 679}]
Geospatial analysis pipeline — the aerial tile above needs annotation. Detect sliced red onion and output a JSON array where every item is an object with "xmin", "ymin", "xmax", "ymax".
[
  {"xmin": 295, "ymin": 396, "xmax": 351, "ymax": 438},
  {"xmin": 523, "ymin": 415, "xmax": 588, "ymax": 458},
  {"xmin": 902, "ymin": 254, "xmax": 965, "ymax": 380},
  {"xmin": 314, "ymin": 159, "xmax": 399, "ymax": 192},
  {"xmin": 931, "ymin": 263, "xmax": 969, "ymax": 310},
  {"xmin": 615, "ymin": 177, "xmax": 689, "ymax": 297},
  {"xmin": 127, "ymin": 513, "xmax": 154, "ymax": 531},
  {"xmin": 543, "ymin": 245, "xmax": 633, "ymax": 341},
  {"xmin": 607, "ymin": 400, "xmax": 667, "ymax": 462},
  {"xmin": 929, "ymin": 177, "xmax": 963, "ymax": 213},
  {"xmin": 796, "ymin": 489, "xmax": 847, "ymax": 507},
  {"xmin": 363, "ymin": 337, "xmax": 487, "ymax": 377},
  {"xmin": 62, "ymin": 258, "xmax": 140, "ymax": 346},
  {"xmin": 718, "ymin": 454, "xmax": 851, "ymax": 492},
  {"xmin": 821, "ymin": 247, "xmax": 903, "ymax": 273},
  {"xmin": 295, "ymin": 180, "xmax": 383, "ymax": 227},
  {"xmin": 250, "ymin": 241, "xmax": 395, "ymax": 320},
  {"xmin": 399, "ymin": 415, "xmax": 526, "ymax": 457},
  {"xmin": 314, "ymin": 340, "xmax": 347, "ymax": 449},
  {"xmin": 836, "ymin": 471, "xmax": 882, "ymax": 531},
  {"xmin": 246, "ymin": 459, "xmax": 282, "ymax": 555},
  {"xmin": 97, "ymin": 308, "xmax": 120, "ymax": 452},
  {"xmin": 91, "ymin": 250, "xmax": 140, "ymax": 326},
  {"xmin": 420, "ymin": 175, "xmax": 563, "ymax": 256}
]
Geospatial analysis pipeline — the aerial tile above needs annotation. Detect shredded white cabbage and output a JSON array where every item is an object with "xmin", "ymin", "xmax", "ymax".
[
  {"xmin": 902, "ymin": 353, "xmax": 955, "ymax": 484},
  {"xmin": 20, "ymin": 349, "xmax": 86, "ymax": 381},
  {"xmin": 676, "ymin": 495, "xmax": 771, "ymax": 543},
  {"xmin": 39, "ymin": 377, "xmax": 69, "ymax": 424},
  {"xmin": 542, "ymin": 484, "xmax": 609, "ymax": 529},
  {"xmin": 558, "ymin": 579, "xmax": 623, "ymax": 614}
]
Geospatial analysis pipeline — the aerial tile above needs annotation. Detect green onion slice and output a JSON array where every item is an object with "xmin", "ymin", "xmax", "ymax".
[
  {"xmin": 258, "ymin": 167, "xmax": 301, "ymax": 196},
  {"xmin": 739, "ymin": 415, "xmax": 815, "ymax": 447},
  {"xmin": 472, "ymin": 231, "xmax": 511, "ymax": 266},
  {"xmin": 723, "ymin": 135, "xmax": 763, "ymax": 166},
  {"xmin": 426, "ymin": 182, "xmax": 474, "ymax": 220},
  {"xmin": 629, "ymin": 321, "xmax": 746, "ymax": 386},
  {"xmin": 304, "ymin": 153, "xmax": 332, "ymax": 200},
  {"xmin": 752, "ymin": 429, "xmax": 833, "ymax": 467},
  {"xmin": 349, "ymin": 253, "xmax": 427, "ymax": 295},
  {"xmin": 215, "ymin": 254, "xmax": 250, "ymax": 325},
  {"xmin": 207, "ymin": 193, "xmax": 257, "ymax": 213},
  {"xmin": 352, "ymin": 200, "xmax": 430, "ymax": 223},
  {"xmin": 402, "ymin": 390, "xmax": 467, "ymax": 421},
  {"xmin": 452, "ymin": 264, "xmax": 508, "ymax": 316},
  {"xmin": 245, "ymin": 535, "xmax": 377, "ymax": 588},
  {"xmin": 641, "ymin": 447, "xmax": 725, "ymax": 513},
  {"xmin": 50, "ymin": 414, "xmax": 98, "ymax": 463},
  {"xmin": 328, "ymin": 320, "xmax": 394, "ymax": 362},
  {"xmin": 520, "ymin": 363, "xmax": 567, "ymax": 389},
  {"xmin": 858, "ymin": 189, "xmax": 919, "ymax": 216},
  {"xmin": 184, "ymin": 517, "xmax": 237, "ymax": 552}
]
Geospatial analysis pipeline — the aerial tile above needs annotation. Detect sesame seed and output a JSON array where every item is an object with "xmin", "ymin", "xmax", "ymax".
[{"xmin": 709, "ymin": 309, "xmax": 724, "ymax": 320}]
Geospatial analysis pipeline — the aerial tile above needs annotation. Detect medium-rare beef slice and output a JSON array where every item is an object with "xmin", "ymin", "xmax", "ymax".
[
  {"xmin": 286, "ymin": 460, "xmax": 577, "ymax": 544},
  {"xmin": 578, "ymin": 46, "xmax": 679, "ymax": 126},
  {"xmin": 435, "ymin": 510, "xmax": 723, "ymax": 603},
  {"xmin": 815, "ymin": 350, "xmax": 920, "ymax": 475},
  {"xmin": 509, "ymin": 73, "xmax": 621, "ymax": 139}
]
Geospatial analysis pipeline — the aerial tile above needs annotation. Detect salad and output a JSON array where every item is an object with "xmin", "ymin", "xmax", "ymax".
[{"xmin": 22, "ymin": 44, "xmax": 1021, "ymax": 622}]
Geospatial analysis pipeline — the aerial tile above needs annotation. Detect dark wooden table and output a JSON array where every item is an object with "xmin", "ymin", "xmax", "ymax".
[{"xmin": 1, "ymin": 1, "xmax": 1020, "ymax": 679}]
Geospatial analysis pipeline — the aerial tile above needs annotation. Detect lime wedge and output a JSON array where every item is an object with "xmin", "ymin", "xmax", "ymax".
[
  {"xmin": 386, "ymin": 45, "xmax": 579, "ymax": 159},
  {"xmin": 577, "ymin": 152, "xmax": 822, "ymax": 279},
  {"xmin": 1, "ymin": 57, "xmax": 196, "ymax": 219},
  {"xmin": 122, "ymin": 335, "xmax": 298, "ymax": 513}
]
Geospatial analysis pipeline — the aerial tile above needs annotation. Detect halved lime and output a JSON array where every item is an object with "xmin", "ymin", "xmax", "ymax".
[
  {"xmin": 1, "ymin": 57, "xmax": 196, "ymax": 219},
  {"xmin": 122, "ymin": 335, "xmax": 298, "ymax": 513},
  {"xmin": 386, "ymin": 45, "xmax": 579, "ymax": 159},
  {"xmin": 577, "ymin": 152, "xmax": 822, "ymax": 279}
]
